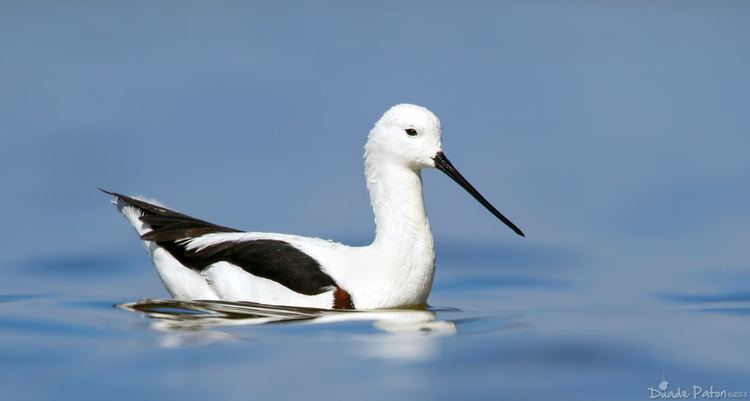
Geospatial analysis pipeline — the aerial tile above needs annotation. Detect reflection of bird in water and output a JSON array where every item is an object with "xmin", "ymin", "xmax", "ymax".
[
  {"xmin": 118, "ymin": 299, "xmax": 461, "ymax": 359},
  {"xmin": 119, "ymin": 298, "xmax": 458, "ymax": 334},
  {"xmin": 104, "ymin": 104, "xmax": 524, "ymax": 310}
]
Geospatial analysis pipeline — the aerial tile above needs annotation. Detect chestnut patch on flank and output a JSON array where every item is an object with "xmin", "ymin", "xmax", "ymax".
[{"xmin": 332, "ymin": 287, "xmax": 355, "ymax": 310}]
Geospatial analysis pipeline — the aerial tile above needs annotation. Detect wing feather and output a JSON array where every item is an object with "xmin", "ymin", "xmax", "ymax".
[{"xmin": 103, "ymin": 190, "xmax": 336, "ymax": 295}]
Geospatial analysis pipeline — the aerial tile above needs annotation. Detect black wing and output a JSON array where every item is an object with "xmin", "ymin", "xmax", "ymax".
[{"xmin": 102, "ymin": 190, "xmax": 336, "ymax": 295}]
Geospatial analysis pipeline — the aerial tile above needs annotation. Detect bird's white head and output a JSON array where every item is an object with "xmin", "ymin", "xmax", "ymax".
[
  {"xmin": 366, "ymin": 104, "xmax": 443, "ymax": 170},
  {"xmin": 365, "ymin": 103, "xmax": 526, "ymax": 237}
]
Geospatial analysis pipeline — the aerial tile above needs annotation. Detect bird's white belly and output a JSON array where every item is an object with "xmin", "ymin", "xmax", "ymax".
[{"xmin": 351, "ymin": 270, "xmax": 434, "ymax": 309}]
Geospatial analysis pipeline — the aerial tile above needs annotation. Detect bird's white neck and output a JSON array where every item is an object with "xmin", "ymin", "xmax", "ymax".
[
  {"xmin": 364, "ymin": 153, "xmax": 434, "ymax": 253},
  {"xmin": 358, "ymin": 152, "xmax": 436, "ymax": 307}
]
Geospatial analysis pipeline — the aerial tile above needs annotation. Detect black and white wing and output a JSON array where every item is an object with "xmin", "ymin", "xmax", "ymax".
[{"xmin": 103, "ymin": 190, "xmax": 353, "ymax": 308}]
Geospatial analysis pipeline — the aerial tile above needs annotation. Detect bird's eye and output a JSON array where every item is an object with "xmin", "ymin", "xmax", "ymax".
[{"xmin": 405, "ymin": 128, "xmax": 418, "ymax": 136}]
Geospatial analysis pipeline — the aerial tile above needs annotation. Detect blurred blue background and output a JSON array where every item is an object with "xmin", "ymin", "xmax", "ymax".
[{"xmin": 1, "ymin": 1, "xmax": 748, "ymax": 400}]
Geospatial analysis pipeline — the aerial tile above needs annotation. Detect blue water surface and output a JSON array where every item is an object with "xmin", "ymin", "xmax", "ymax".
[{"xmin": 1, "ymin": 2, "xmax": 749, "ymax": 400}]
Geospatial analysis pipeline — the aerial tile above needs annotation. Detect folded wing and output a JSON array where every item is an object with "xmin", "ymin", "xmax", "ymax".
[{"xmin": 102, "ymin": 190, "xmax": 337, "ymax": 296}]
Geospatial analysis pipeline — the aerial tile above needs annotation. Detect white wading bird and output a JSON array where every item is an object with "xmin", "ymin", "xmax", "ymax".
[{"xmin": 103, "ymin": 104, "xmax": 524, "ymax": 310}]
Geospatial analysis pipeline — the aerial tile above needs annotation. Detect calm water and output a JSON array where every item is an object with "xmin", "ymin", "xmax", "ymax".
[
  {"xmin": 2, "ymin": 242, "xmax": 748, "ymax": 401},
  {"xmin": 1, "ymin": 2, "xmax": 749, "ymax": 400}
]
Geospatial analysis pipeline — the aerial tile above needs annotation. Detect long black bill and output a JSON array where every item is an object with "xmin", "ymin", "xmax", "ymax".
[{"xmin": 433, "ymin": 151, "xmax": 525, "ymax": 237}]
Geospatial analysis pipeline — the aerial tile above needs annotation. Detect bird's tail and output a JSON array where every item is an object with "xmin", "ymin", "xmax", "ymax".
[{"xmin": 100, "ymin": 188, "xmax": 165, "ymax": 245}]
